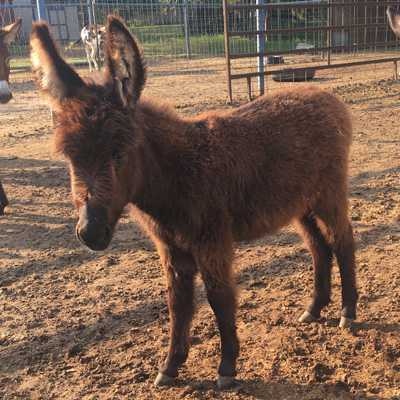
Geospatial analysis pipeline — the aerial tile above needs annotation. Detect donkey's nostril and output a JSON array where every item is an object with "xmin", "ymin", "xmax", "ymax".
[
  {"xmin": 76, "ymin": 204, "xmax": 112, "ymax": 250},
  {"xmin": 75, "ymin": 220, "xmax": 112, "ymax": 251}
]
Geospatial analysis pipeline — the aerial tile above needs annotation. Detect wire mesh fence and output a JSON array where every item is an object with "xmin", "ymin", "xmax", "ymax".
[{"xmin": 3, "ymin": 1, "xmax": 227, "ymax": 66}]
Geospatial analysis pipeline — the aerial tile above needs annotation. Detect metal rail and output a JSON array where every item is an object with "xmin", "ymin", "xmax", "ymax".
[{"xmin": 231, "ymin": 57, "xmax": 400, "ymax": 80}]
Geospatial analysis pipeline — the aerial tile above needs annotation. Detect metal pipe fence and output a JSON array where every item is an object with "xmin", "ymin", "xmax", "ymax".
[{"xmin": 224, "ymin": 0, "xmax": 400, "ymax": 101}]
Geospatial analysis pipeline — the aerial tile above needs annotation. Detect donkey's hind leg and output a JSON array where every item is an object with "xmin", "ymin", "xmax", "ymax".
[
  {"xmin": 85, "ymin": 47, "xmax": 93, "ymax": 72},
  {"xmin": 333, "ymin": 221, "xmax": 358, "ymax": 328},
  {"xmin": 313, "ymin": 200, "xmax": 358, "ymax": 328},
  {"xmin": 154, "ymin": 246, "xmax": 198, "ymax": 386},
  {"xmin": 0, "ymin": 180, "xmax": 9, "ymax": 215},
  {"xmin": 296, "ymin": 214, "xmax": 334, "ymax": 323},
  {"xmin": 91, "ymin": 46, "xmax": 99, "ymax": 70}
]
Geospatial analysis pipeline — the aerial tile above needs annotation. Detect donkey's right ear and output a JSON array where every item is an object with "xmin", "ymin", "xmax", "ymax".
[
  {"xmin": 104, "ymin": 16, "xmax": 146, "ymax": 108},
  {"xmin": 30, "ymin": 22, "xmax": 85, "ymax": 105}
]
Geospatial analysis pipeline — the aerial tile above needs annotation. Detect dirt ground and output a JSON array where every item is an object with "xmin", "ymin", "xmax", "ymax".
[{"xmin": 0, "ymin": 61, "xmax": 400, "ymax": 400}]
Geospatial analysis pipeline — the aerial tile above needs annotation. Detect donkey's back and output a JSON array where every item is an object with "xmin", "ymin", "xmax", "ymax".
[
  {"xmin": 190, "ymin": 87, "xmax": 352, "ymax": 240},
  {"xmin": 204, "ymin": 86, "xmax": 352, "ymax": 164}
]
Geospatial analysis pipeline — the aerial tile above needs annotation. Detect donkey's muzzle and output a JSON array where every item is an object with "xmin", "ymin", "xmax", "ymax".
[
  {"xmin": 76, "ymin": 203, "xmax": 112, "ymax": 251},
  {"xmin": 0, "ymin": 92, "xmax": 12, "ymax": 104}
]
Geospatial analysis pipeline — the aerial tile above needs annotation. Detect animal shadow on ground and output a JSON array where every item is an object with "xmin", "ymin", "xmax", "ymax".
[
  {"xmin": 0, "ymin": 157, "xmax": 67, "ymax": 190},
  {"xmin": 165, "ymin": 378, "xmax": 359, "ymax": 399},
  {"xmin": 350, "ymin": 166, "xmax": 400, "ymax": 203},
  {"xmin": 0, "ymin": 298, "xmax": 167, "ymax": 375},
  {"xmin": 353, "ymin": 321, "xmax": 400, "ymax": 334}
]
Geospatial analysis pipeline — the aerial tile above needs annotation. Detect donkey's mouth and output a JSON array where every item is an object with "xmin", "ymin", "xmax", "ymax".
[{"xmin": 76, "ymin": 224, "xmax": 113, "ymax": 251}]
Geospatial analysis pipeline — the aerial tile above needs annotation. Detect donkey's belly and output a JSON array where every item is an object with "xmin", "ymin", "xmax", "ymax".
[
  {"xmin": 230, "ymin": 191, "xmax": 312, "ymax": 242},
  {"xmin": 232, "ymin": 210, "xmax": 296, "ymax": 242}
]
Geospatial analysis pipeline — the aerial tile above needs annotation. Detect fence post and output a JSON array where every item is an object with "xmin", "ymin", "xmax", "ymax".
[
  {"xmin": 87, "ymin": 0, "xmax": 93, "ymax": 25},
  {"xmin": 327, "ymin": 0, "xmax": 331, "ymax": 65},
  {"xmin": 256, "ymin": 0, "xmax": 266, "ymax": 96},
  {"xmin": 183, "ymin": 0, "xmax": 191, "ymax": 59},
  {"xmin": 36, "ymin": 0, "xmax": 47, "ymax": 21},
  {"xmin": 222, "ymin": 0, "xmax": 233, "ymax": 103}
]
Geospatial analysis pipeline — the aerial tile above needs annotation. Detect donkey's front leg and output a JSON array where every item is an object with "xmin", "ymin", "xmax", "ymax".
[
  {"xmin": 154, "ymin": 246, "xmax": 197, "ymax": 386},
  {"xmin": 0, "ymin": 180, "xmax": 9, "ymax": 215},
  {"xmin": 198, "ymin": 247, "xmax": 239, "ymax": 389}
]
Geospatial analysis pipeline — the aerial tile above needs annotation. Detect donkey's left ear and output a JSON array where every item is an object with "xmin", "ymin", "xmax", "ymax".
[
  {"xmin": 104, "ymin": 15, "xmax": 146, "ymax": 108},
  {"xmin": 1, "ymin": 18, "xmax": 22, "ymax": 45}
]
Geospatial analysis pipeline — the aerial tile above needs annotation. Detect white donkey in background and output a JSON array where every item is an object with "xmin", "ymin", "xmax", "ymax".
[
  {"xmin": 81, "ymin": 24, "xmax": 106, "ymax": 71},
  {"xmin": 68, "ymin": 24, "xmax": 105, "ymax": 71}
]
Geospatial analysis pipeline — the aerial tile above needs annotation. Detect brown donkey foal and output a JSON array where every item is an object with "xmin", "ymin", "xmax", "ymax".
[{"xmin": 31, "ymin": 16, "xmax": 358, "ymax": 388}]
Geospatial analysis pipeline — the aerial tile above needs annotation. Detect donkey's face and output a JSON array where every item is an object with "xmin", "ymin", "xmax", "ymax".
[
  {"xmin": 0, "ymin": 18, "xmax": 21, "ymax": 103},
  {"xmin": 31, "ymin": 16, "xmax": 146, "ymax": 251},
  {"xmin": 57, "ymin": 96, "xmax": 139, "ymax": 251}
]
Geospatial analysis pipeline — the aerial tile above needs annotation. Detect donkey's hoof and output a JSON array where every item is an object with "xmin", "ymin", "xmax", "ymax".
[
  {"xmin": 217, "ymin": 375, "xmax": 236, "ymax": 390},
  {"xmin": 339, "ymin": 316, "xmax": 354, "ymax": 329},
  {"xmin": 154, "ymin": 372, "xmax": 175, "ymax": 387},
  {"xmin": 298, "ymin": 310, "xmax": 318, "ymax": 323}
]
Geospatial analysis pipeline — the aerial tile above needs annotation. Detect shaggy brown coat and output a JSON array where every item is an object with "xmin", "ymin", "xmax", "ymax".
[{"xmin": 30, "ymin": 16, "xmax": 358, "ymax": 388}]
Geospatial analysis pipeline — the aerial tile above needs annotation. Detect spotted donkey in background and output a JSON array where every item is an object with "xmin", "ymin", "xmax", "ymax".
[{"xmin": 80, "ymin": 24, "xmax": 105, "ymax": 71}]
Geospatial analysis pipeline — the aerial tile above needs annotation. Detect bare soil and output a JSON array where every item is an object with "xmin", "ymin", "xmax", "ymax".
[{"xmin": 0, "ymin": 63, "xmax": 399, "ymax": 400}]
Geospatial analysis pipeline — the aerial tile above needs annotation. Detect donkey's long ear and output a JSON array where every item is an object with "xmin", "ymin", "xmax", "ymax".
[
  {"xmin": 105, "ymin": 15, "xmax": 146, "ymax": 107},
  {"xmin": 1, "ymin": 18, "xmax": 22, "ymax": 45},
  {"xmin": 30, "ymin": 22, "xmax": 85, "ymax": 104},
  {"xmin": 387, "ymin": 6, "xmax": 400, "ymax": 37}
]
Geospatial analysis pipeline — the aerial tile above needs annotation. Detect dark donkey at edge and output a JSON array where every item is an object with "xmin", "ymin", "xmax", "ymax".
[
  {"xmin": 30, "ymin": 16, "xmax": 358, "ymax": 388},
  {"xmin": 0, "ymin": 18, "xmax": 22, "ymax": 215}
]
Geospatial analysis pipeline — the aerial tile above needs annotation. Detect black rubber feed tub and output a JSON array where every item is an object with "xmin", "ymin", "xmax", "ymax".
[{"xmin": 272, "ymin": 68, "xmax": 316, "ymax": 82}]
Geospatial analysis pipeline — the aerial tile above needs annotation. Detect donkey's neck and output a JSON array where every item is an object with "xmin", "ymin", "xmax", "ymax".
[{"xmin": 129, "ymin": 97, "xmax": 200, "ymax": 220}]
